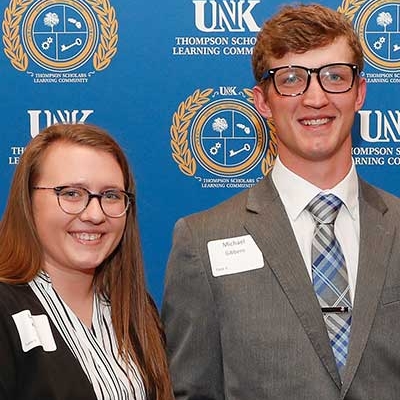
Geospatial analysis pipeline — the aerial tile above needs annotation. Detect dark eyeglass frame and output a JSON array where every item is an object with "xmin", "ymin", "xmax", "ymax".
[
  {"xmin": 261, "ymin": 62, "xmax": 359, "ymax": 97},
  {"xmin": 33, "ymin": 186, "xmax": 134, "ymax": 218}
]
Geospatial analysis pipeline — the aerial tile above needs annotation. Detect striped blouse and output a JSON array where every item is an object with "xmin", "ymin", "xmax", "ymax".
[{"xmin": 29, "ymin": 272, "xmax": 146, "ymax": 400}]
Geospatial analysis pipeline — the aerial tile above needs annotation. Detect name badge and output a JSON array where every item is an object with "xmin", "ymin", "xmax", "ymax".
[
  {"xmin": 12, "ymin": 310, "xmax": 57, "ymax": 352},
  {"xmin": 208, "ymin": 234, "xmax": 264, "ymax": 277}
]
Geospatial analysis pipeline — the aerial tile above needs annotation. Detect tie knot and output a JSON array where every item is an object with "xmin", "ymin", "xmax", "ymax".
[{"xmin": 307, "ymin": 193, "xmax": 342, "ymax": 224}]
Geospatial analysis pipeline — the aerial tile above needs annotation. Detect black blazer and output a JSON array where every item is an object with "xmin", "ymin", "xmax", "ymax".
[{"xmin": 0, "ymin": 282, "xmax": 97, "ymax": 400}]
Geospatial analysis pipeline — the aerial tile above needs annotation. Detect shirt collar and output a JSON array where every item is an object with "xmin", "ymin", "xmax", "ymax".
[
  {"xmin": 36, "ymin": 270, "xmax": 52, "ymax": 289},
  {"xmin": 34, "ymin": 270, "xmax": 109, "ymax": 305},
  {"xmin": 271, "ymin": 156, "xmax": 358, "ymax": 221}
]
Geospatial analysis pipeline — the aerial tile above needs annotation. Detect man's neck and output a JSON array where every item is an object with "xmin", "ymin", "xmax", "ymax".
[{"xmin": 278, "ymin": 155, "xmax": 353, "ymax": 190}]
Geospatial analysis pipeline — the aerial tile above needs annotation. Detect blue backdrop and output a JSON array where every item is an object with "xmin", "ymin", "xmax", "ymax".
[{"xmin": 1, "ymin": 0, "xmax": 399, "ymax": 306}]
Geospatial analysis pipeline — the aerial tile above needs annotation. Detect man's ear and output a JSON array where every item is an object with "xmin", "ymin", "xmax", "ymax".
[
  {"xmin": 354, "ymin": 76, "xmax": 367, "ymax": 112},
  {"xmin": 253, "ymin": 85, "xmax": 272, "ymax": 119}
]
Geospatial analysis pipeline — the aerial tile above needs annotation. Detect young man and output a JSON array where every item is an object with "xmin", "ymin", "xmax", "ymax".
[{"xmin": 162, "ymin": 4, "xmax": 400, "ymax": 399}]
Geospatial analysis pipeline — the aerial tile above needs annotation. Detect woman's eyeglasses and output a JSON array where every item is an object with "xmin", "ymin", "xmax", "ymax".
[{"xmin": 33, "ymin": 186, "xmax": 134, "ymax": 218}]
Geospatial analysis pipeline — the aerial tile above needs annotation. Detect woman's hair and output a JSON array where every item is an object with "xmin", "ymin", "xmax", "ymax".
[
  {"xmin": 252, "ymin": 3, "xmax": 364, "ymax": 83},
  {"xmin": 0, "ymin": 123, "xmax": 172, "ymax": 400}
]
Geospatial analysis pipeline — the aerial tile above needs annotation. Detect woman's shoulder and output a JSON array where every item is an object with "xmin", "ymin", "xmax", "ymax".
[
  {"xmin": 0, "ymin": 282, "xmax": 41, "ymax": 313},
  {"xmin": 0, "ymin": 281, "xmax": 31, "ymax": 296}
]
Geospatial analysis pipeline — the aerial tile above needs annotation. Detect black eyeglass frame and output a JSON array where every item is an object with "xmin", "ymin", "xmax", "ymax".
[
  {"xmin": 261, "ymin": 62, "xmax": 359, "ymax": 97},
  {"xmin": 33, "ymin": 185, "xmax": 134, "ymax": 218}
]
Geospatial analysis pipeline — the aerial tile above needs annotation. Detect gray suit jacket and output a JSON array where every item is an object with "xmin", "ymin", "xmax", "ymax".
[{"xmin": 162, "ymin": 175, "xmax": 400, "ymax": 400}]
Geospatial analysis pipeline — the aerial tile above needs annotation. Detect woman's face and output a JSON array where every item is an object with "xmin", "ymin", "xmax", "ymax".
[{"xmin": 32, "ymin": 142, "xmax": 127, "ymax": 280}]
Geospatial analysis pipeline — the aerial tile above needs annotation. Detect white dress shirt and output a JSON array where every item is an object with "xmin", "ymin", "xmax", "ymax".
[{"xmin": 271, "ymin": 156, "xmax": 360, "ymax": 303}]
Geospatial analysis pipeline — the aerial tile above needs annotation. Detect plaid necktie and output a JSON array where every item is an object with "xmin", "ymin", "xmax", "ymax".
[{"xmin": 307, "ymin": 193, "xmax": 352, "ymax": 378}]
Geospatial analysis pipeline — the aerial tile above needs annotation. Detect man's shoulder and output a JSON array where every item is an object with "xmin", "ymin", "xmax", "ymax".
[
  {"xmin": 184, "ymin": 177, "xmax": 270, "ymax": 223},
  {"xmin": 359, "ymin": 178, "xmax": 400, "ymax": 214}
]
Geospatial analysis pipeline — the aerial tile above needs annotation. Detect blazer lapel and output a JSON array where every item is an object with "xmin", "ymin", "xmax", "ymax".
[
  {"xmin": 340, "ymin": 179, "xmax": 394, "ymax": 397},
  {"xmin": 244, "ymin": 176, "xmax": 341, "ymax": 387}
]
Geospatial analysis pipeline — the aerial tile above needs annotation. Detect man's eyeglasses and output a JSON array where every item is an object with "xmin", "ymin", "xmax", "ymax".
[
  {"xmin": 33, "ymin": 186, "xmax": 134, "ymax": 218},
  {"xmin": 261, "ymin": 63, "xmax": 359, "ymax": 97}
]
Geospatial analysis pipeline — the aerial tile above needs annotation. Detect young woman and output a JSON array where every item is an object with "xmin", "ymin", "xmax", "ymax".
[{"xmin": 0, "ymin": 123, "xmax": 172, "ymax": 400}]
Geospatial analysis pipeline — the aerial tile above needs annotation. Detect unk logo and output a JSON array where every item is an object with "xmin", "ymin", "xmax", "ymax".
[
  {"xmin": 219, "ymin": 86, "xmax": 238, "ymax": 95},
  {"xmin": 359, "ymin": 109, "xmax": 400, "ymax": 142},
  {"xmin": 28, "ymin": 109, "xmax": 94, "ymax": 137},
  {"xmin": 340, "ymin": 0, "xmax": 400, "ymax": 71},
  {"xmin": 193, "ymin": 0, "xmax": 261, "ymax": 32},
  {"xmin": 170, "ymin": 88, "xmax": 277, "ymax": 181},
  {"xmin": 3, "ymin": 0, "xmax": 117, "ymax": 74}
]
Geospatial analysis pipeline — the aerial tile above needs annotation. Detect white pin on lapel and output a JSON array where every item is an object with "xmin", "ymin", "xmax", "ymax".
[{"xmin": 207, "ymin": 234, "xmax": 264, "ymax": 277}]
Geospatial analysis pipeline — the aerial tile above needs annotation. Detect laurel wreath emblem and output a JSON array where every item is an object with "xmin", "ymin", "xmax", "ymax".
[
  {"xmin": 171, "ymin": 88, "xmax": 277, "ymax": 177},
  {"xmin": 2, "ymin": 0, "xmax": 32, "ymax": 71},
  {"xmin": 86, "ymin": 0, "xmax": 118, "ymax": 71},
  {"xmin": 170, "ymin": 89, "xmax": 213, "ymax": 176},
  {"xmin": 2, "ymin": 0, "xmax": 117, "ymax": 72},
  {"xmin": 337, "ymin": 0, "xmax": 365, "ymax": 21}
]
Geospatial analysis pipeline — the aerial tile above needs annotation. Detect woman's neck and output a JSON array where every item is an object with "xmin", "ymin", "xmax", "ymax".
[{"xmin": 44, "ymin": 266, "xmax": 95, "ymax": 328}]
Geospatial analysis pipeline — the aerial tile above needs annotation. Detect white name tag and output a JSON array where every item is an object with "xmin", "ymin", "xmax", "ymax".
[
  {"xmin": 208, "ymin": 234, "xmax": 264, "ymax": 277},
  {"xmin": 12, "ymin": 310, "xmax": 57, "ymax": 353}
]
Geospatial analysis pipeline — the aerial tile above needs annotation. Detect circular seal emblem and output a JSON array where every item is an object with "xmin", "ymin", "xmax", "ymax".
[
  {"xmin": 3, "ymin": 0, "xmax": 117, "ymax": 73},
  {"xmin": 170, "ymin": 88, "xmax": 277, "ymax": 180},
  {"xmin": 352, "ymin": 0, "xmax": 400, "ymax": 71},
  {"xmin": 22, "ymin": 0, "xmax": 97, "ymax": 71},
  {"xmin": 191, "ymin": 98, "xmax": 266, "ymax": 176}
]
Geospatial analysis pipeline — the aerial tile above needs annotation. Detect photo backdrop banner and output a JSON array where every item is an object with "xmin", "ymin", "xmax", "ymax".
[{"xmin": 1, "ymin": 0, "xmax": 399, "ymax": 306}]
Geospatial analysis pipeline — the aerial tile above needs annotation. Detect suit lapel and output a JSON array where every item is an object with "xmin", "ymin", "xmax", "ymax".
[
  {"xmin": 244, "ymin": 176, "xmax": 341, "ymax": 387},
  {"xmin": 340, "ymin": 179, "xmax": 394, "ymax": 397}
]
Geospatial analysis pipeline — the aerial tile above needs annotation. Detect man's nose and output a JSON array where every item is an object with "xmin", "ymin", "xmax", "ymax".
[{"xmin": 302, "ymin": 74, "xmax": 330, "ymax": 107}]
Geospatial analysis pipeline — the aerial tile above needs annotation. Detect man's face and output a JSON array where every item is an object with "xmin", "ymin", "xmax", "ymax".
[{"xmin": 254, "ymin": 37, "xmax": 366, "ymax": 172}]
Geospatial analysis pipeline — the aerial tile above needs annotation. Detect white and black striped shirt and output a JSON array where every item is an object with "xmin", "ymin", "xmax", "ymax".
[{"xmin": 29, "ymin": 272, "xmax": 146, "ymax": 400}]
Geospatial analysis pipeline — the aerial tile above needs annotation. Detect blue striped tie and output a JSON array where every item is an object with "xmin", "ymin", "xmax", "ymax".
[{"xmin": 307, "ymin": 193, "xmax": 352, "ymax": 378}]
